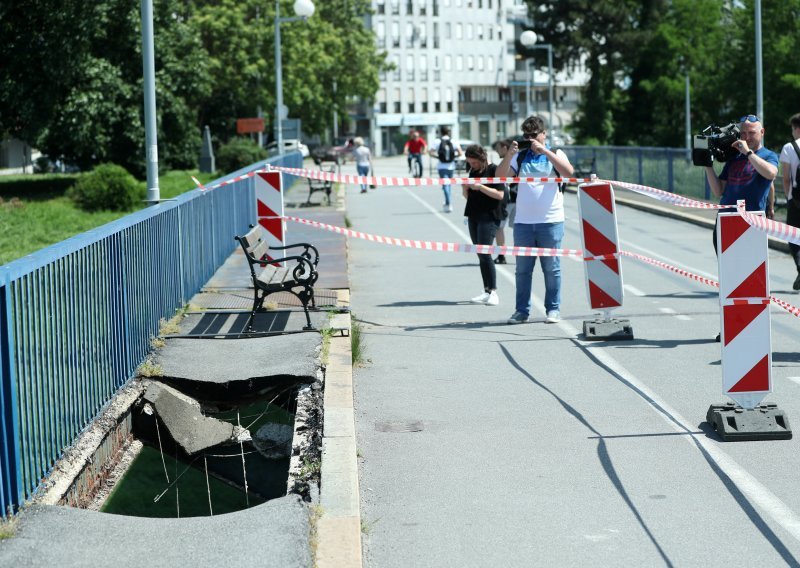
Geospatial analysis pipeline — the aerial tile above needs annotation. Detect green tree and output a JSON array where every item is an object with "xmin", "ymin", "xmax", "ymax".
[
  {"xmin": 190, "ymin": 0, "xmax": 388, "ymax": 142},
  {"xmin": 0, "ymin": 0, "xmax": 212, "ymax": 176}
]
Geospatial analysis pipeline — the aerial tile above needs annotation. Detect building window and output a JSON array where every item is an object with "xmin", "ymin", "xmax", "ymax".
[
  {"xmin": 392, "ymin": 21, "xmax": 400, "ymax": 47},
  {"xmin": 380, "ymin": 102, "xmax": 387, "ymax": 113},
  {"xmin": 419, "ymin": 55, "xmax": 428, "ymax": 81},
  {"xmin": 487, "ymin": 56, "xmax": 494, "ymax": 72},
  {"xmin": 391, "ymin": 0, "xmax": 400, "ymax": 14},
  {"xmin": 455, "ymin": 23, "xmax": 462, "ymax": 40},
  {"xmin": 456, "ymin": 55, "xmax": 463, "ymax": 71},
  {"xmin": 419, "ymin": 23, "xmax": 427, "ymax": 48},
  {"xmin": 477, "ymin": 25, "xmax": 483, "ymax": 40},
  {"xmin": 406, "ymin": 22, "xmax": 415, "ymax": 46},
  {"xmin": 419, "ymin": 0, "xmax": 427, "ymax": 15},
  {"xmin": 394, "ymin": 101, "xmax": 402, "ymax": 113},
  {"xmin": 432, "ymin": 22, "xmax": 439, "ymax": 48},
  {"xmin": 460, "ymin": 121, "xmax": 472, "ymax": 139},
  {"xmin": 445, "ymin": 22, "xmax": 451, "ymax": 39},
  {"xmin": 406, "ymin": 54, "xmax": 415, "ymax": 80},
  {"xmin": 393, "ymin": 54, "xmax": 401, "ymax": 80},
  {"xmin": 406, "ymin": 0, "xmax": 413, "ymax": 15},
  {"xmin": 466, "ymin": 24, "xmax": 473, "ymax": 40},
  {"xmin": 477, "ymin": 56, "xmax": 484, "ymax": 71},
  {"xmin": 467, "ymin": 55, "xmax": 474, "ymax": 70},
  {"xmin": 407, "ymin": 88, "xmax": 415, "ymax": 113},
  {"xmin": 489, "ymin": 26, "xmax": 493, "ymax": 40},
  {"xmin": 376, "ymin": 21, "xmax": 386, "ymax": 47},
  {"xmin": 432, "ymin": 0, "xmax": 438, "ymax": 15}
]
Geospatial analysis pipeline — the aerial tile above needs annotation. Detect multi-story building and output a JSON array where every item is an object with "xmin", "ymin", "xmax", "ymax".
[{"xmin": 358, "ymin": 0, "xmax": 589, "ymax": 156}]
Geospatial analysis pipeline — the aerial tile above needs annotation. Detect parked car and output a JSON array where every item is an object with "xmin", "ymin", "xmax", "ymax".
[
  {"xmin": 266, "ymin": 139, "xmax": 309, "ymax": 157},
  {"xmin": 452, "ymin": 139, "xmax": 479, "ymax": 173},
  {"xmin": 310, "ymin": 138, "xmax": 354, "ymax": 164}
]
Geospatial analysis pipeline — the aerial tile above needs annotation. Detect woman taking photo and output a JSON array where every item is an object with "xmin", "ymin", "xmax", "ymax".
[{"xmin": 463, "ymin": 144, "xmax": 506, "ymax": 306}]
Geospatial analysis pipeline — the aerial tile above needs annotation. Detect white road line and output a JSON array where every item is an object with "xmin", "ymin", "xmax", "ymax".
[
  {"xmin": 407, "ymin": 186, "xmax": 800, "ymax": 544},
  {"xmin": 624, "ymin": 284, "xmax": 647, "ymax": 297},
  {"xmin": 788, "ymin": 377, "xmax": 800, "ymax": 387},
  {"xmin": 658, "ymin": 306, "xmax": 692, "ymax": 321},
  {"xmin": 620, "ymin": 238, "xmax": 718, "ymax": 281}
]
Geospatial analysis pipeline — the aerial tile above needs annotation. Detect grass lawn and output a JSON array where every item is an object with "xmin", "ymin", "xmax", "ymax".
[{"xmin": 0, "ymin": 170, "xmax": 218, "ymax": 265}]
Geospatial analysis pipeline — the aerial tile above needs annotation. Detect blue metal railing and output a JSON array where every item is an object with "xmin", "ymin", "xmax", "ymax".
[
  {"xmin": 561, "ymin": 145, "xmax": 712, "ymax": 201},
  {"xmin": 0, "ymin": 153, "xmax": 302, "ymax": 512}
]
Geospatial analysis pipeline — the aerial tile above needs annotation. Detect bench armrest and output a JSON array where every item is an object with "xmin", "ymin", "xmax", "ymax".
[
  {"xmin": 248, "ymin": 253, "xmax": 317, "ymax": 284},
  {"xmin": 270, "ymin": 242, "xmax": 320, "ymax": 267}
]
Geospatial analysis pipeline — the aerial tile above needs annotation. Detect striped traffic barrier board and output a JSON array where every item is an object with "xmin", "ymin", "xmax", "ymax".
[
  {"xmin": 578, "ymin": 182, "xmax": 624, "ymax": 311},
  {"xmin": 717, "ymin": 211, "xmax": 771, "ymax": 409},
  {"xmin": 577, "ymin": 182, "xmax": 632, "ymax": 340},
  {"xmin": 255, "ymin": 169, "xmax": 285, "ymax": 261}
]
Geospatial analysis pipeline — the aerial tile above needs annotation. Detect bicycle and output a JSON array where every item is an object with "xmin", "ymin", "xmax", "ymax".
[{"xmin": 408, "ymin": 153, "xmax": 423, "ymax": 178}]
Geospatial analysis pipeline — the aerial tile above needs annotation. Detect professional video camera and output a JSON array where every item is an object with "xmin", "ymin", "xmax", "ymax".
[{"xmin": 691, "ymin": 123, "xmax": 741, "ymax": 167}]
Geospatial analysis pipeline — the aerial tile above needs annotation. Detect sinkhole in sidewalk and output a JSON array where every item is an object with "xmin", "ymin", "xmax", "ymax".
[{"xmin": 100, "ymin": 392, "xmax": 301, "ymax": 518}]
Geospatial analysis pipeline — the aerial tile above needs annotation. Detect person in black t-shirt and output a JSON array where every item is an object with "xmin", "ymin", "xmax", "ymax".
[
  {"xmin": 492, "ymin": 139, "xmax": 516, "ymax": 264},
  {"xmin": 463, "ymin": 144, "xmax": 506, "ymax": 306}
]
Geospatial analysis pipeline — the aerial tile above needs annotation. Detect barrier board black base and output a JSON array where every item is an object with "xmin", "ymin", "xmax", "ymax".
[
  {"xmin": 706, "ymin": 402, "xmax": 792, "ymax": 442},
  {"xmin": 582, "ymin": 318, "xmax": 634, "ymax": 341}
]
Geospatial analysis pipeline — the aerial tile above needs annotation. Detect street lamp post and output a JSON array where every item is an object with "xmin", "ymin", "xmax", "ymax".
[
  {"xmin": 275, "ymin": 0, "xmax": 315, "ymax": 155},
  {"xmin": 519, "ymin": 31, "xmax": 554, "ymax": 132}
]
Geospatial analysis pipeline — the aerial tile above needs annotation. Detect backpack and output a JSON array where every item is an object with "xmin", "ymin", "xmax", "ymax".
[
  {"xmin": 438, "ymin": 138, "xmax": 455, "ymax": 163},
  {"xmin": 791, "ymin": 141, "xmax": 800, "ymax": 205}
]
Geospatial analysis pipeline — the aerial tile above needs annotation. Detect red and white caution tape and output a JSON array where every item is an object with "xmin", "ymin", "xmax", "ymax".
[
  {"xmin": 737, "ymin": 200, "xmax": 800, "ymax": 247},
  {"xmin": 283, "ymin": 215, "xmax": 589, "ymax": 258},
  {"xmin": 603, "ymin": 179, "xmax": 726, "ymax": 210},
  {"xmin": 619, "ymin": 250, "xmax": 720, "ymax": 288},
  {"xmin": 272, "ymin": 165, "xmax": 594, "ymax": 187}
]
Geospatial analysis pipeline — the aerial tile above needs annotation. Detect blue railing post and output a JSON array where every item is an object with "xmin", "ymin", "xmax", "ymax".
[
  {"xmin": 667, "ymin": 150, "xmax": 674, "ymax": 193},
  {"xmin": 0, "ymin": 270, "xmax": 22, "ymax": 514}
]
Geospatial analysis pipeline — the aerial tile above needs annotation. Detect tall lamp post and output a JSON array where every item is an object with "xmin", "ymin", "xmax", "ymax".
[
  {"xmin": 275, "ymin": 0, "xmax": 315, "ymax": 155},
  {"xmin": 519, "ymin": 31, "xmax": 554, "ymax": 132}
]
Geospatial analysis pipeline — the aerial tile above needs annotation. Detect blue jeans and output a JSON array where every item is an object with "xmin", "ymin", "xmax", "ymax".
[
  {"xmin": 357, "ymin": 164, "xmax": 370, "ymax": 191},
  {"xmin": 513, "ymin": 222, "xmax": 564, "ymax": 315},
  {"xmin": 438, "ymin": 167, "xmax": 454, "ymax": 206}
]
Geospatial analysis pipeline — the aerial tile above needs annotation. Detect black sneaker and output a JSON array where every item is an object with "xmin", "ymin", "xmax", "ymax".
[
  {"xmin": 494, "ymin": 255, "xmax": 507, "ymax": 264},
  {"xmin": 793, "ymin": 273, "xmax": 800, "ymax": 291}
]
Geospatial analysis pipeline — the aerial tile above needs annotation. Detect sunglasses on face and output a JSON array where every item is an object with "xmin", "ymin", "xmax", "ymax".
[
  {"xmin": 523, "ymin": 131, "xmax": 543, "ymax": 138},
  {"xmin": 739, "ymin": 114, "xmax": 760, "ymax": 123}
]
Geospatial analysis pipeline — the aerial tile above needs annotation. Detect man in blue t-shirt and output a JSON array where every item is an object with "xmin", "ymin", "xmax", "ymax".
[{"xmin": 704, "ymin": 114, "xmax": 779, "ymax": 253}]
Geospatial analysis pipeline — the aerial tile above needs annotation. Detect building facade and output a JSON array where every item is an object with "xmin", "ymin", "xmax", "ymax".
[{"xmin": 363, "ymin": 0, "xmax": 589, "ymax": 155}]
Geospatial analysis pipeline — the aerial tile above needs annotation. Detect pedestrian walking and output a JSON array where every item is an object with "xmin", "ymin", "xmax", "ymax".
[
  {"xmin": 463, "ymin": 144, "xmax": 506, "ymax": 306},
  {"xmin": 352, "ymin": 137, "xmax": 372, "ymax": 194},
  {"xmin": 429, "ymin": 126, "xmax": 463, "ymax": 213}
]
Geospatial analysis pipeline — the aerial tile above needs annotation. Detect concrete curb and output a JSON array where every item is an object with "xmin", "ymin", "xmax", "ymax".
[{"xmin": 316, "ymin": 290, "xmax": 362, "ymax": 567}]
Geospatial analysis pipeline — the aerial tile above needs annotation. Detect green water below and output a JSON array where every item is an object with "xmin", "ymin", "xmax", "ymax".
[{"xmin": 101, "ymin": 401, "xmax": 295, "ymax": 518}]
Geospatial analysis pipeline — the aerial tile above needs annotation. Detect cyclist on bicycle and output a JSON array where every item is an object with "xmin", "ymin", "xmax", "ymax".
[{"xmin": 403, "ymin": 130, "xmax": 427, "ymax": 177}]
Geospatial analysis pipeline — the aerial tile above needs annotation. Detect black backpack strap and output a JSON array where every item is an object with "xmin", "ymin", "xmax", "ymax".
[
  {"xmin": 792, "ymin": 140, "xmax": 800, "ymax": 160},
  {"xmin": 515, "ymin": 150, "xmax": 565, "ymax": 192}
]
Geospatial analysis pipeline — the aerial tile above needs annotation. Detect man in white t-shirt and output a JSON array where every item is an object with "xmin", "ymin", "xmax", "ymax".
[
  {"xmin": 780, "ymin": 113, "xmax": 800, "ymax": 289},
  {"xmin": 496, "ymin": 115, "xmax": 574, "ymax": 324}
]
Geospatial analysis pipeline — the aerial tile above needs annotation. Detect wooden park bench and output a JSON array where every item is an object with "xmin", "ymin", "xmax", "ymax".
[
  {"xmin": 306, "ymin": 159, "xmax": 337, "ymax": 206},
  {"xmin": 234, "ymin": 225, "xmax": 320, "ymax": 331}
]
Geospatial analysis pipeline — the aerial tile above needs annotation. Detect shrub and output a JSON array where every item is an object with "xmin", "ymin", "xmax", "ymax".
[
  {"xmin": 216, "ymin": 137, "xmax": 268, "ymax": 174},
  {"xmin": 67, "ymin": 164, "xmax": 144, "ymax": 212}
]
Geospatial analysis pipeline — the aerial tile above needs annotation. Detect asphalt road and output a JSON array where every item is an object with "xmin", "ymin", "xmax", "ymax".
[{"xmin": 348, "ymin": 155, "xmax": 800, "ymax": 567}]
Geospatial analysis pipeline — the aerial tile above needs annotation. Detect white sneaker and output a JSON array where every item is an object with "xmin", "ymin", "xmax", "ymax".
[
  {"xmin": 444, "ymin": 204, "xmax": 453, "ymax": 213},
  {"xmin": 485, "ymin": 291, "xmax": 499, "ymax": 306},
  {"xmin": 471, "ymin": 291, "xmax": 490, "ymax": 304},
  {"xmin": 545, "ymin": 310, "xmax": 561, "ymax": 323}
]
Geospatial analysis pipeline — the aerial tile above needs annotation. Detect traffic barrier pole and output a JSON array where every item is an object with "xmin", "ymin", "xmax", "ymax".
[
  {"xmin": 707, "ymin": 205, "xmax": 791, "ymax": 441},
  {"xmin": 577, "ymin": 182, "xmax": 632, "ymax": 340},
  {"xmin": 255, "ymin": 169, "xmax": 285, "ymax": 263}
]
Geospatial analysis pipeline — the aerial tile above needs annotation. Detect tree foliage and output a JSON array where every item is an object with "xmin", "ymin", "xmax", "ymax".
[
  {"xmin": 530, "ymin": 0, "xmax": 800, "ymax": 149},
  {"xmin": 0, "ymin": 0, "xmax": 387, "ymax": 176}
]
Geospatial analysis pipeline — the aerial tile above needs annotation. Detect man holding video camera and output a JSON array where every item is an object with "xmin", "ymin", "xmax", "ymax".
[{"xmin": 704, "ymin": 114, "xmax": 779, "ymax": 252}]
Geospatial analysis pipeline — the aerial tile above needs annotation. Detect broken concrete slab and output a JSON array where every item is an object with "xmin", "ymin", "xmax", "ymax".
[
  {"xmin": 152, "ymin": 334, "xmax": 321, "ymax": 400},
  {"xmin": 143, "ymin": 383, "xmax": 239, "ymax": 455},
  {"xmin": 0, "ymin": 495, "xmax": 311, "ymax": 568}
]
